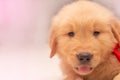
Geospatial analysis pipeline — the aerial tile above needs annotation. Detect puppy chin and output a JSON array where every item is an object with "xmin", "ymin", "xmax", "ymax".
[{"xmin": 73, "ymin": 64, "xmax": 94, "ymax": 76}]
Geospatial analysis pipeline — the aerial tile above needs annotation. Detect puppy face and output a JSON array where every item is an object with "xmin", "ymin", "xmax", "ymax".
[{"xmin": 49, "ymin": 1, "xmax": 120, "ymax": 76}]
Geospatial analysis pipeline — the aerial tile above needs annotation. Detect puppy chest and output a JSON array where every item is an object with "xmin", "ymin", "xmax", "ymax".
[
  {"xmin": 84, "ymin": 76, "xmax": 113, "ymax": 80},
  {"xmin": 84, "ymin": 72, "xmax": 117, "ymax": 80}
]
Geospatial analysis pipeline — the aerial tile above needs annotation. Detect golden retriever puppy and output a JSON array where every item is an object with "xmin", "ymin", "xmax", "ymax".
[{"xmin": 49, "ymin": 0, "xmax": 120, "ymax": 80}]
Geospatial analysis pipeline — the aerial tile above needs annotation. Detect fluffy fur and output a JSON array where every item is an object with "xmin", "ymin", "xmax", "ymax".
[{"xmin": 49, "ymin": 0, "xmax": 120, "ymax": 80}]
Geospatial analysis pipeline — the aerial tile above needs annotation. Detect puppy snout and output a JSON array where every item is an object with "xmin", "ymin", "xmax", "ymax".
[{"xmin": 77, "ymin": 52, "xmax": 93, "ymax": 64}]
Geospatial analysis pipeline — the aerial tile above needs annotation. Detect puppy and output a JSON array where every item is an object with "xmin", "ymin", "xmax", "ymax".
[{"xmin": 49, "ymin": 0, "xmax": 120, "ymax": 80}]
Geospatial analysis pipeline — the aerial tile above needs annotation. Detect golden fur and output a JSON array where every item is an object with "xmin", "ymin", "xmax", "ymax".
[{"xmin": 49, "ymin": 0, "xmax": 120, "ymax": 80}]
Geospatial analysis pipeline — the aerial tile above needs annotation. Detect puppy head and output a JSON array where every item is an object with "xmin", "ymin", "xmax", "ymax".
[{"xmin": 49, "ymin": 1, "xmax": 120, "ymax": 76}]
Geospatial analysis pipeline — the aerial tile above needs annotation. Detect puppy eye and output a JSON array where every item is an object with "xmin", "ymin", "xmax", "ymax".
[
  {"xmin": 68, "ymin": 32, "xmax": 75, "ymax": 37},
  {"xmin": 93, "ymin": 31, "xmax": 100, "ymax": 36}
]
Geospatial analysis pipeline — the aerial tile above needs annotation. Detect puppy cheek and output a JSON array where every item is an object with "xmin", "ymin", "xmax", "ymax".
[
  {"xmin": 67, "ymin": 54, "xmax": 79, "ymax": 67},
  {"xmin": 91, "ymin": 54, "xmax": 101, "ymax": 67},
  {"xmin": 90, "ymin": 49, "xmax": 103, "ymax": 67},
  {"xmin": 92, "ymin": 47, "xmax": 112, "ymax": 66}
]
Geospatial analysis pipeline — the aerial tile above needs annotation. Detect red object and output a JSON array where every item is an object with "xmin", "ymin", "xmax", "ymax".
[{"xmin": 113, "ymin": 44, "xmax": 120, "ymax": 62}]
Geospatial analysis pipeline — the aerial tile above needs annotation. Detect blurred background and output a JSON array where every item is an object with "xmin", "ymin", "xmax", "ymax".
[{"xmin": 0, "ymin": 0, "xmax": 119, "ymax": 80}]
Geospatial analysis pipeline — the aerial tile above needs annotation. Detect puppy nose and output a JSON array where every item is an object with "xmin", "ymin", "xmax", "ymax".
[{"xmin": 77, "ymin": 52, "xmax": 93, "ymax": 64}]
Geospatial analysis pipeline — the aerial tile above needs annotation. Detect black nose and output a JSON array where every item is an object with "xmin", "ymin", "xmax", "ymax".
[{"xmin": 77, "ymin": 52, "xmax": 93, "ymax": 64}]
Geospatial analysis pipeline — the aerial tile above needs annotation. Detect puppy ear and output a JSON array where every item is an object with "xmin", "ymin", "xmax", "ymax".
[
  {"xmin": 111, "ymin": 19, "xmax": 120, "ymax": 45},
  {"xmin": 49, "ymin": 27, "xmax": 57, "ymax": 58}
]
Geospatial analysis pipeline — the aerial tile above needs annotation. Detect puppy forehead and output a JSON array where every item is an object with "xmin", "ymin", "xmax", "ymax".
[{"xmin": 58, "ymin": 19, "xmax": 110, "ymax": 33}]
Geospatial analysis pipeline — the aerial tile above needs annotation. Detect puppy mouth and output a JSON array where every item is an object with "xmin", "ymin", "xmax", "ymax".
[{"xmin": 74, "ymin": 65, "xmax": 93, "ymax": 75}]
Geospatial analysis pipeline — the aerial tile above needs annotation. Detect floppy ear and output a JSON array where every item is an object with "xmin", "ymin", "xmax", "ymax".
[
  {"xmin": 49, "ymin": 27, "xmax": 57, "ymax": 58},
  {"xmin": 111, "ymin": 19, "xmax": 120, "ymax": 45}
]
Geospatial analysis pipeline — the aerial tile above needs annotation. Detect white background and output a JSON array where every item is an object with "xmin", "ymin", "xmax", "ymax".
[{"xmin": 0, "ymin": 0, "xmax": 119, "ymax": 80}]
